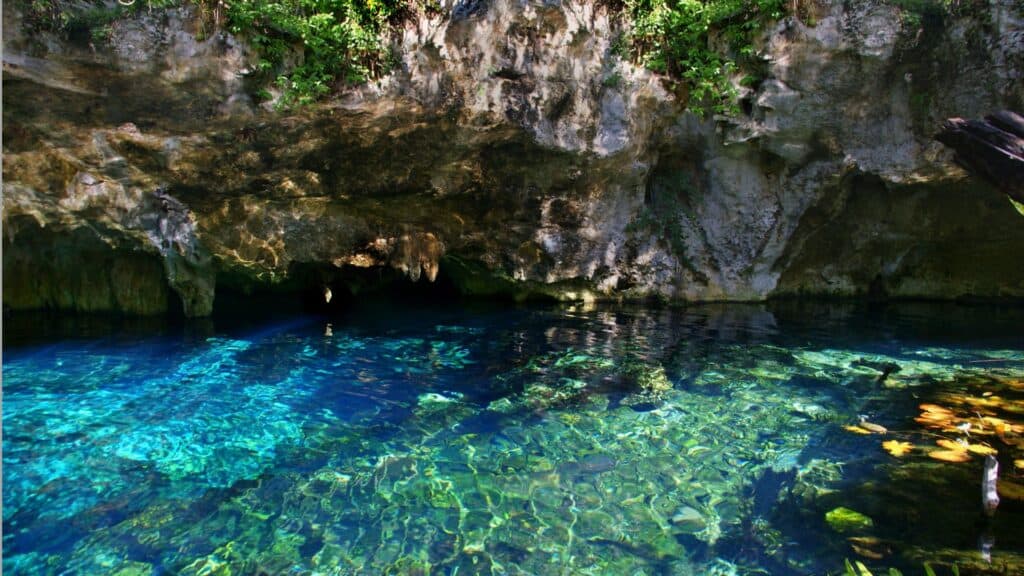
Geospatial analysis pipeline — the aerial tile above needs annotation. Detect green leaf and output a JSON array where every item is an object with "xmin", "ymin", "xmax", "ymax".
[
  {"xmin": 923, "ymin": 564, "xmax": 937, "ymax": 576},
  {"xmin": 854, "ymin": 561, "xmax": 874, "ymax": 576}
]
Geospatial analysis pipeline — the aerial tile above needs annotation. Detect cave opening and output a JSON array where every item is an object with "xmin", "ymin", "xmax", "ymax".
[{"xmin": 210, "ymin": 261, "xmax": 475, "ymax": 325}]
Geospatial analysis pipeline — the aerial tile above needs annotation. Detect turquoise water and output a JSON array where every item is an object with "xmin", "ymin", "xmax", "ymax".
[{"xmin": 4, "ymin": 302, "xmax": 1024, "ymax": 575}]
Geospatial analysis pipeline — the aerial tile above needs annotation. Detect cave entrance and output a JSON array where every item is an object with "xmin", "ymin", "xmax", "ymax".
[{"xmin": 212, "ymin": 262, "xmax": 466, "ymax": 322}]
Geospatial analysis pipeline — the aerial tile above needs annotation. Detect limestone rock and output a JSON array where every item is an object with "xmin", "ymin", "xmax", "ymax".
[{"xmin": 3, "ymin": 1, "xmax": 1023, "ymax": 315}]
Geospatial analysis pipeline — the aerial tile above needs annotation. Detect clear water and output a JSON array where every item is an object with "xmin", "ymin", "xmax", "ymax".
[{"xmin": 4, "ymin": 301, "xmax": 1024, "ymax": 575}]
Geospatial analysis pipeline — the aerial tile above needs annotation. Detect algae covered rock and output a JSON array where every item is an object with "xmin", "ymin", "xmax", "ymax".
[
  {"xmin": 825, "ymin": 506, "xmax": 874, "ymax": 533},
  {"xmin": 633, "ymin": 363, "xmax": 673, "ymax": 394}
]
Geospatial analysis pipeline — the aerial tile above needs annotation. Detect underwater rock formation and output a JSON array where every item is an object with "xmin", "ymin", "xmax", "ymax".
[{"xmin": 3, "ymin": 0, "xmax": 1024, "ymax": 315}]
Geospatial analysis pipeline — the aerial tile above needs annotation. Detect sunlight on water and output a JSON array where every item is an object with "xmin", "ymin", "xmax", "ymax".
[{"xmin": 3, "ymin": 303, "xmax": 1024, "ymax": 575}]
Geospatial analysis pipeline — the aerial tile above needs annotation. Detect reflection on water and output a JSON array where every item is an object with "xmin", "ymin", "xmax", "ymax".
[{"xmin": 3, "ymin": 301, "xmax": 1024, "ymax": 575}]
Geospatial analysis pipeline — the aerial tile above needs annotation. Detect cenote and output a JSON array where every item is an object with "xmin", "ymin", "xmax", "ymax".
[
  {"xmin": 5, "ymin": 1, "xmax": 1024, "ymax": 574},
  {"xmin": 4, "ymin": 300, "xmax": 1024, "ymax": 575}
]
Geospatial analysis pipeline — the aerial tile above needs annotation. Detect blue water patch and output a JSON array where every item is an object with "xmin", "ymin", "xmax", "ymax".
[{"xmin": 4, "ymin": 303, "xmax": 1024, "ymax": 575}]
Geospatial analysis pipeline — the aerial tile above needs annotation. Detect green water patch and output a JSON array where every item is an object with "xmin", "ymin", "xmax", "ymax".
[{"xmin": 4, "ymin": 306, "xmax": 1024, "ymax": 575}]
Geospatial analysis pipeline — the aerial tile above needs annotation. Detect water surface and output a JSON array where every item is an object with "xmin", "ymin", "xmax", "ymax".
[{"xmin": 4, "ymin": 301, "xmax": 1024, "ymax": 575}]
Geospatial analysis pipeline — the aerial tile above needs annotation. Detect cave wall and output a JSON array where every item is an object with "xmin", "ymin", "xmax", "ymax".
[{"xmin": 3, "ymin": 0, "xmax": 1023, "ymax": 316}]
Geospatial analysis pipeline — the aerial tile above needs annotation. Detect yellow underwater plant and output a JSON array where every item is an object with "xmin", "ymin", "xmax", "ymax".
[{"xmin": 881, "ymin": 440, "xmax": 913, "ymax": 458}]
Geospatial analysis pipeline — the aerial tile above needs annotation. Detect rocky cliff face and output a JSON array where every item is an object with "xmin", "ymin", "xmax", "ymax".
[{"xmin": 4, "ymin": 0, "xmax": 1023, "ymax": 316}]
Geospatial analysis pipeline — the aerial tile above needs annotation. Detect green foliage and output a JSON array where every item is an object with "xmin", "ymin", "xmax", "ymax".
[
  {"xmin": 624, "ymin": 0, "xmax": 785, "ymax": 116},
  {"xmin": 844, "ymin": 559, "xmax": 879, "ymax": 576},
  {"xmin": 22, "ymin": 0, "xmax": 116, "ymax": 36},
  {"xmin": 602, "ymin": 70, "xmax": 624, "ymax": 89},
  {"xmin": 224, "ymin": 0, "xmax": 404, "ymax": 106},
  {"xmin": 610, "ymin": 31, "xmax": 630, "ymax": 57},
  {"xmin": 21, "ymin": 0, "xmax": 967, "ymax": 111},
  {"xmin": 889, "ymin": 0, "xmax": 961, "ymax": 29},
  {"xmin": 890, "ymin": 0, "xmax": 958, "ymax": 16},
  {"xmin": 620, "ymin": 0, "xmax": 963, "ymax": 115},
  {"xmin": 21, "ymin": 0, "xmax": 182, "ymax": 38},
  {"xmin": 91, "ymin": 23, "xmax": 114, "ymax": 42},
  {"xmin": 20, "ymin": 0, "xmax": 403, "ymax": 106},
  {"xmin": 627, "ymin": 188, "xmax": 693, "ymax": 264},
  {"xmin": 417, "ymin": 0, "xmax": 442, "ymax": 16}
]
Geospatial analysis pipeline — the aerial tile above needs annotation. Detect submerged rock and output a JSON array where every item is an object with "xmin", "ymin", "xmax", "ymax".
[
  {"xmin": 670, "ymin": 506, "xmax": 707, "ymax": 534},
  {"xmin": 825, "ymin": 507, "xmax": 874, "ymax": 534},
  {"xmin": 560, "ymin": 453, "xmax": 617, "ymax": 476}
]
